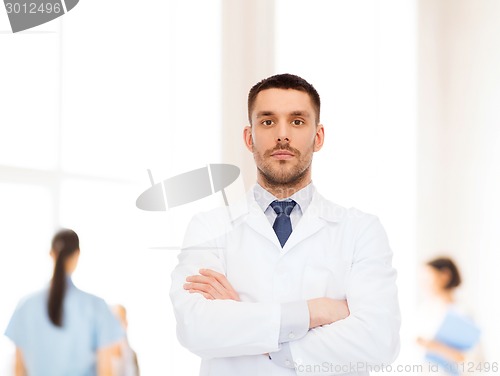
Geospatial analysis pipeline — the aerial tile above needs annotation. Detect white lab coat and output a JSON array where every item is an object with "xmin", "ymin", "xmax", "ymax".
[{"xmin": 170, "ymin": 187, "xmax": 400, "ymax": 376}]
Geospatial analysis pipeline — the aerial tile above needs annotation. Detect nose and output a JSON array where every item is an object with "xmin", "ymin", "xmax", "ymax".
[{"xmin": 275, "ymin": 121, "xmax": 290, "ymax": 143}]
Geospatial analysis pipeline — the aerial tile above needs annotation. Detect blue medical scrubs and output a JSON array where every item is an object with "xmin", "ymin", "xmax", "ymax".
[{"xmin": 5, "ymin": 278, "xmax": 124, "ymax": 376}]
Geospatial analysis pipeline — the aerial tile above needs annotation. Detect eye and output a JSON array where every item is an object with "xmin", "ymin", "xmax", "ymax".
[
  {"xmin": 292, "ymin": 119, "xmax": 305, "ymax": 126},
  {"xmin": 261, "ymin": 119, "xmax": 274, "ymax": 126}
]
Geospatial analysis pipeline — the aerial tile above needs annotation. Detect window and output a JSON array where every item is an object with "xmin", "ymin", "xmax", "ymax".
[{"xmin": 1, "ymin": 1, "xmax": 221, "ymax": 374}]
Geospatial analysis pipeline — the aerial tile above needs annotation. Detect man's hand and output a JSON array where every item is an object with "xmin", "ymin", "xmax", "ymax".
[
  {"xmin": 184, "ymin": 269, "xmax": 240, "ymax": 301},
  {"xmin": 307, "ymin": 297, "xmax": 350, "ymax": 329}
]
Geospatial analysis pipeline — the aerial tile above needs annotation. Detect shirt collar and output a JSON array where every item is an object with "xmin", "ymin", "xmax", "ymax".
[
  {"xmin": 66, "ymin": 275, "xmax": 76, "ymax": 289},
  {"xmin": 252, "ymin": 181, "xmax": 316, "ymax": 214}
]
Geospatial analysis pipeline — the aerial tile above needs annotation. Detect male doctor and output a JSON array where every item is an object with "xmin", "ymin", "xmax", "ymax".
[{"xmin": 170, "ymin": 74, "xmax": 400, "ymax": 376}]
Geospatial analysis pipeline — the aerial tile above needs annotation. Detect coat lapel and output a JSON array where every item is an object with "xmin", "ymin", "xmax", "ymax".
[
  {"xmin": 282, "ymin": 190, "xmax": 343, "ymax": 253},
  {"xmin": 244, "ymin": 201, "xmax": 282, "ymax": 249},
  {"xmin": 229, "ymin": 189, "xmax": 282, "ymax": 249}
]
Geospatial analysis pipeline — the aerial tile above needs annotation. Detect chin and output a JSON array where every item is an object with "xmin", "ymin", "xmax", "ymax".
[{"xmin": 266, "ymin": 170, "xmax": 306, "ymax": 186}]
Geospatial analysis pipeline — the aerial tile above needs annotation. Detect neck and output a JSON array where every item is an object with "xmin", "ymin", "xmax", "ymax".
[
  {"xmin": 436, "ymin": 289, "xmax": 454, "ymax": 304},
  {"xmin": 257, "ymin": 172, "xmax": 312, "ymax": 199}
]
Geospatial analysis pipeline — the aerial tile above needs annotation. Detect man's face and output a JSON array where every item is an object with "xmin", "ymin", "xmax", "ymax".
[{"xmin": 244, "ymin": 88, "xmax": 324, "ymax": 187}]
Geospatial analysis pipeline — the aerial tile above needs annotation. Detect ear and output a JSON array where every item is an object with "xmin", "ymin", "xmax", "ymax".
[
  {"xmin": 243, "ymin": 126, "xmax": 253, "ymax": 152},
  {"xmin": 313, "ymin": 124, "xmax": 325, "ymax": 152}
]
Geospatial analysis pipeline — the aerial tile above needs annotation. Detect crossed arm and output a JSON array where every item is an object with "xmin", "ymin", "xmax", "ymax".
[
  {"xmin": 184, "ymin": 268, "xmax": 350, "ymax": 330},
  {"xmin": 170, "ymin": 214, "xmax": 400, "ymax": 367}
]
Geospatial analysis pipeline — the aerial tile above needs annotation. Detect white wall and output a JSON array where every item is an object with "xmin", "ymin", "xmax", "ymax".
[
  {"xmin": 220, "ymin": 0, "xmax": 276, "ymax": 187},
  {"xmin": 418, "ymin": 0, "xmax": 500, "ymax": 360}
]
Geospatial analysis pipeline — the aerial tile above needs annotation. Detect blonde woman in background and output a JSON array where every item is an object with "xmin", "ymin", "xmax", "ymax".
[{"xmin": 111, "ymin": 304, "xmax": 140, "ymax": 376}]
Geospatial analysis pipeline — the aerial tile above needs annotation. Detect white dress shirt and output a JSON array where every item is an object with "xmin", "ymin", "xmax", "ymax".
[{"xmin": 253, "ymin": 181, "xmax": 315, "ymax": 229}]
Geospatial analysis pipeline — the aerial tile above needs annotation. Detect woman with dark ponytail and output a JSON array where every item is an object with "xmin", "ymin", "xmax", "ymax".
[
  {"xmin": 48, "ymin": 229, "xmax": 81, "ymax": 327},
  {"xmin": 5, "ymin": 229, "xmax": 124, "ymax": 376}
]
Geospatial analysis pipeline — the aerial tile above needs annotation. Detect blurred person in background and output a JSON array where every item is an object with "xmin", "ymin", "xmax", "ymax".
[
  {"xmin": 416, "ymin": 257, "xmax": 483, "ymax": 375},
  {"xmin": 4, "ymin": 229, "xmax": 124, "ymax": 376},
  {"xmin": 111, "ymin": 304, "xmax": 140, "ymax": 376}
]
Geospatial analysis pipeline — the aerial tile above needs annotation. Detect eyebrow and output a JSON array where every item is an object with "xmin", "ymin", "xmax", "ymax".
[
  {"xmin": 290, "ymin": 111, "xmax": 311, "ymax": 118},
  {"xmin": 256, "ymin": 111, "xmax": 275, "ymax": 118},
  {"xmin": 255, "ymin": 110, "xmax": 311, "ymax": 118}
]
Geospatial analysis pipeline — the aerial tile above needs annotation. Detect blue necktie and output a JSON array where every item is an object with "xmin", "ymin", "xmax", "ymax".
[{"xmin": 270, "ymin": 200, "xmax": 297, "ymax": 247}]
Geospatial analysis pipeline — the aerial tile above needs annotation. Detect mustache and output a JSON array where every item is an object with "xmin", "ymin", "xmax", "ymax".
[{"xmin": 264, "ymin": 143, "xmax": 301, "ymax": 157}]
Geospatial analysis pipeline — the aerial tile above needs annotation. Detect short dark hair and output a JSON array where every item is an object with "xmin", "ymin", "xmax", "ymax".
[
  {"xmin": 427, "ymin": 257, "xmax": 462, "ymax": 290},
  {"xmin": 248, "ymin": 73, "xmax": 321, "ymax": 124}
]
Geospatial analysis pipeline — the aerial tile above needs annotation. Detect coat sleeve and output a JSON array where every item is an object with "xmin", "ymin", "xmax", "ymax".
[
  {"xmin": 169, "ymin": 212, "xmax": 282, "ymax": 359},
  {"xmin": 286, "ymin": 215, "xmax": 401, "ymax": 375}
]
